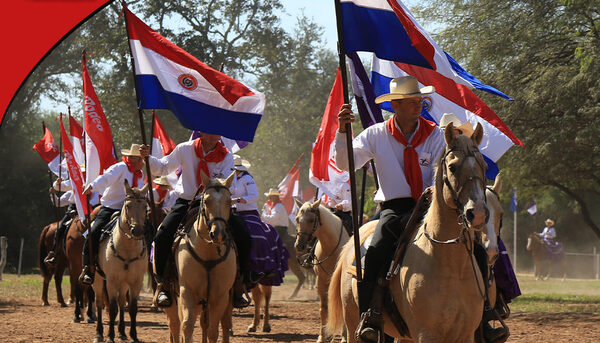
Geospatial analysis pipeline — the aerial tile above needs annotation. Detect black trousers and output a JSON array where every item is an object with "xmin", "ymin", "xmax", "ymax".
[
  {"xmin": 363, "ymin": 198, "xmax": 416, "ymax": 282},
  {"xmin": 52, "ymin": 203, "xmax": 76, "ymax": 250},
  {"xmin": 332, "ymin": 209, "xmax": 353, "ymax": 236},
  {"xmin": 82, "ymin": 206, "xmax": 119, "ymax": 266}
]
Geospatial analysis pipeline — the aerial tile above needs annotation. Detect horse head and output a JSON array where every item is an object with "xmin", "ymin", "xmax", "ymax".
[
  {"xmin": 438, "ymin": 122, "xmax": 489, "ymax": 229},
  {"xmin": 123, "ymin": 180, "xmax": 150, "ymax": 239},
  {"xmin": 482, "ymin": 174, "xmax": 503, "ymax": 265},
  {"xmin": 294, "ymin": 198, "xmax": 321, "ymax": 253},
  {"xmin": 197, "ymin": 170, "xmax": 235, "ymax": 245}
]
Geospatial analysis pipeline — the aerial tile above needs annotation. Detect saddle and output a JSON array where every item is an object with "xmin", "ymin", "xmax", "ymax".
[{"xmin": 98, "ymin": 213, "xmax": 120, "ymax": 244}]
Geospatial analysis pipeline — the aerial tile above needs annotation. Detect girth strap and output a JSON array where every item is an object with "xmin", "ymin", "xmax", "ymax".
[{"xmin": 183, "ymin": 235, "xmax": 232, "ymax": 273}]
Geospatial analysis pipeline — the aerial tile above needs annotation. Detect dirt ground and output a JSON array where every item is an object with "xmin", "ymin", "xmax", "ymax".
[{"xmin": 1, "ymin": 281, "xmax": 599, "ymax": 343}]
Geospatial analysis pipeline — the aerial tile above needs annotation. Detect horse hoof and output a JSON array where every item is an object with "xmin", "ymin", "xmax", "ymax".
[
  {"xmin": 229, "ymin": 329, "xmax": 234, "ymax": 336},
  {"xmin": 262, "ymin": 325, "xmax": 271, "ymax": 333},
  {"xmin": 87, "ymin": 318, "xmax": 96, "ymax": 324},
  {"xmin": 106, "ymin": 338, "xmax": 115, "ymax": 343},
  {"xmin": 72, "ymin": 317, "xmax": 82, "ymax": 323},
  {"xmin": 42, "ymin": 301, "xmax": 50, "ymax": 306},
  {"xmin": 60, "ymin": 302, "xmax": 68, "ymax": 308},
  {"xmin": 247, "ymin": 326, "xmax": 256, "ymax": 333},
  {"xmin": 118, "ymin": 334, "xmax": 127, "ymax": 341},
  {"xmin": 93, "ymin": 335, "xmax": 104, "ymax": 343}
]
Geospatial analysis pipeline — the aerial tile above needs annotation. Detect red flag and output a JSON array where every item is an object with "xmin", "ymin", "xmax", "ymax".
[
  {"xmin": 279, "ymin": 168, "xmax": 300, "ymax": 214},
  {"xmin": 83, "ymin": 54, "xmax": 117, "ymax": 184},
  {"xmin": 33, "ymin": 125, "xmax": 65, "ymax": 178},
  {"xmin": 69, "ymin": 114, "xmax": 85, "ymax": 165},
  {"xmin": 59, "ymin": 116, "xmax": 88, "ymax": 220},
  {"xmin": 152, "ymin": 112, "xmax": 176, "ymax": 157},
  {"xmin": 302, "ymin": 187, "xmax": 315, "ymax": 203}
]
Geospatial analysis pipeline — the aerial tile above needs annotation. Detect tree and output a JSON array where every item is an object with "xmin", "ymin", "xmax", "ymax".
[{"xmin": 414, "ymin": 0, "xmax": 600, "ymax": 239}]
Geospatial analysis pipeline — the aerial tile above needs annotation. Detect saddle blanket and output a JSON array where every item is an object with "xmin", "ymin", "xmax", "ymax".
[{"xmin": 347, "ymin": 225, "xmax": 376, "ymax": 277}]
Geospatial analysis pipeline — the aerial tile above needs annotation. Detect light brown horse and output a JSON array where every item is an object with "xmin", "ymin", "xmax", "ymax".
[
  {"xmin": 294, "ymin": 198, "xmax": 349, "ymax": 343},
  {"xmin": 66, "ymin": 206, "xmax": 100, "ymax": 323},
  {"xmin": 92, "ymin": 180, "xmax": 149, "ymax": 343},
  {"xmin": 328, "ymin": 123, "xmax": 489, "ymax": 342},
  {"xmin": 38, "ymin": 221, "xmax": 70, "ymax": 307},
  {"xmin": 527, "ymin": 233, "xmax": 566, "ymax": 281},
  {"xmin": 163, "ymin": 172, "xmax": 236, "ymax": 343},
  {"xmin": 247, "ymin": 284, "xmax": 273, "ymax": 333}
]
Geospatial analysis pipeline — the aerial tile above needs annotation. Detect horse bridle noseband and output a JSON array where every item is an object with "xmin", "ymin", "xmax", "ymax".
[
  {"xmin": 197, "ymin": 184, "xmax": 233, "ymax": 245},
  {"xmin": 121, "ymin": 195, "xmax": 146, "ymax": 241},
  {"xmin": 296, "ymin": 207, "xmax": 344, "ymax": 275}
]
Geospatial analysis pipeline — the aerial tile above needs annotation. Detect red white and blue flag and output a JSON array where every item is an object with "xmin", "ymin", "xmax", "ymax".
[
  {"xmin": 69, "ymin": 114, "xmax": 85, "ymax": 166},
  {"xmin": 124, "ymin": 8, "xmax": 265, "ymax": 142},
  {"xmin": 83, "ymin": 54, "xmax": 118, "ymax": 185},
  {"xmin": 309, "ymin": 69, "xmax": 350, "ymax": 199},
  {"xmin": 59, "ymin": 116, "xmax": 88, "ymax": 221},
  {"xmin": 33, "ymin": 125, "xmax": 67, "ymax": 178}
]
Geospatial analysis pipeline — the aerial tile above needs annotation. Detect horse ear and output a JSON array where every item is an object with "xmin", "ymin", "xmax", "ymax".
[
  {"xmin": 140, "ymin": 182, "xmax": 149, "ymax": 195},
  {"xmin": 491, "ymin": 173, "xmax": 502, "ymax": 194},
  {"xmin": 224, "ymin": 171, "xmax": 236, "ymax": 189},
  {"xmin": 471, "ymin": 123, "xmax": 484, "ymax": 147},
  {"xmin": 444, "ymin": 122, "xmax": 456, "ymax": 146},
  {"xmin": 200, "ymin": 169, "xmax": 210, "ymax": 188},
  {"xmin": 294, "ymin": 198, "xmax": 303, "ymax": 209},
  {"xmin": 312, "ymin": 198, "xmax": 321, "ymax": 209},
  {"xmin": 124, "ymin": 179, "xmax": 132, "ymax": 194}
]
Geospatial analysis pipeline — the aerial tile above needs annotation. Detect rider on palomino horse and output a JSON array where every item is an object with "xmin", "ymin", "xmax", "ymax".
[
  {"xmin": 320, "ymin": 181, "xmax": 353, "ymax": 237},
  {"xmin": 336, "ymin": 76, "xmax": 507, "ymax": 342},
  {"xmin": 44, "ymin": 167, "xmax": 100, "ymax": 266},
  {"xmin": 230, "ymin": 155, "xmax": 289, "ymax": 287},
  {"xmin": 79, "ymin": 144, "xmax": 146, "ymax": 285},
  {"xmin": 538, "ymin": 218, "xmax": 564, "ymax": 261},
  {"xmin": 152, "ymin": 175, "xmax": 176, "ymax": 213},
  {"xmin": 139, "ymin": 133, "xmax": 252, "ymax": 309}
]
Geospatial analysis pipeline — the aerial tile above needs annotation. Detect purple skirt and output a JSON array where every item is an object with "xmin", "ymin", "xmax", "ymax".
[
  {"xmin": 493, "ymin": 239, "xmax": 521, "ymax": 302},
  {"xmin": 543, "ymin": 238, "xmax": 565, "ymax": 262},
  {"xmin": 237, "ymin": 210, "xmax": 290, "ymax": 286}
]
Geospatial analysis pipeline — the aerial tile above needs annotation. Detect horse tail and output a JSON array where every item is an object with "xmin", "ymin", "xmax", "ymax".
[
  {"xmin": 39, "ymin": 224, "xmax": 51, "ymax": 277},
  {"xmin": 326, "ymin": 247, "xmax": 345, "ymax": 336}
]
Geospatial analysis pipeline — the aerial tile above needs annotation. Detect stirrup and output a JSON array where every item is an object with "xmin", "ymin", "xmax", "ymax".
[
  {"xmin": 356, "ymin": 309, "xmax": 383, "ymax": 343},
  {"xmin": 44, "ymin": 251, "xmax": 56, "ymax": 265},
  {"xmin": 79, "ymin": 266, "xmax": 94, "ymax": 285}
]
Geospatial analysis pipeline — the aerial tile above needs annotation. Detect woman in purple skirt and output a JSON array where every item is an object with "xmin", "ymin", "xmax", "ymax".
[{"xmin": 230, "ymin": 155, "xmax": 289, "ymax": 287}]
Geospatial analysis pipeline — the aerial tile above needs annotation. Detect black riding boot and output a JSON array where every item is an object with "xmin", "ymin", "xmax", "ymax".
[{"xmin": 79, "ymin": 238, "xmax": 94, "ymax": 285}]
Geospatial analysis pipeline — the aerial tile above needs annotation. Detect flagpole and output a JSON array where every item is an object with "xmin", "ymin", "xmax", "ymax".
[
  {"xmin": 359, "ymin": 165, "xmax": 367, "ymax": 225},
  {"xmin": 120, "ymin": 5, "xmax": 158, "ymax": 232},
  {"xmin": 43, "ymin": 121, "xmax": 61, "ymax": 225},
  {"xmin": 334, "ymin": 0, "xmax": 363, "ymax": 305},
  {"xmin": 57, "ymin": 113, "xmax": 63, "ymax": 209},
  {"xmin": 513, "ymin": 186, "xmax": 517, "ymax": 271}
]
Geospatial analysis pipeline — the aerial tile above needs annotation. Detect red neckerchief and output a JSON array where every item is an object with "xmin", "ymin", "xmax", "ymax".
[
  {"xmin": 194, "ymin": 138, "xmax": 228, "ymax": 187},
  {"xmin": 386, "ymin": 116, "xmax": 436, "ymax": 201},
  {"xmin": 266, "ymin": 199, "xmax": 281, "ymax": 214},
  {"xmin": 122, "ymin": 156, "xmax": 143, "ymax": 188},
  {"xmin": 153, "ymin": 184, "xmax": 168, "ymax": 202}
]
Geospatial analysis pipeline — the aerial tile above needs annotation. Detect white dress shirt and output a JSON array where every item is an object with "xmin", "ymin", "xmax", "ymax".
[
  {"xmin": 53, "ymin": 179, "xmax": 72, "ymax": 191},
  {"xmin": 323, "ymin": 182, "xmax": 351, "ymax": 212},
  {"xmin": 335, "ymin": 120, "xmax": 445, "ymax": 202},
  {"xmin": 88, "ymin": 162, "xmax": 145, "ymax": 210},
  {"xmin": 262, "ymin": 202, "xmax": 289, "ymax": 227},
  {"xmin": 147, "ymin": 140, "xmax": 235, "ymax": 201},
  {"xmin": 230, "ymin": 173, "xmax": 259, "ymax": 212},
  {"xmin": 50, "ymin": 190, "xmax": 74, "ymax": 207},
  {"xmin": 152, "ymin": 188, "xmax": 177, "ymax": 212},
  {"xmin": 540, "ymin": 226, "xmax": 556, "ymax": 240}
]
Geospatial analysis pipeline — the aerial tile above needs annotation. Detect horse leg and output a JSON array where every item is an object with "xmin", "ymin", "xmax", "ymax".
[
  {"xmin": 42, "ymin": 272, "xmax": 51, "ymax": 306},
  {"xmin": 117, "ymin": 291, "xmax": 128, "ymax": 341},
  {"xmin": 72, "ymin": 282, "xmax": 83, "ymax": 323},
  {"xmin": 87, "ymin": 286, "xmax": 97, "ymax": 323},
  {"xmin": 206, "ymin": 297, "xmax": 229, "ymax": 343},
  {"xmin": 164, "ymin": 300, "xmax": 180, "ymax": 343},
  {"xmin": 93, "ymin": 281, "xmax": 105, "ymax": 343},
  {"xmin": 179, "ymin": 289, "xmax": 198, "ymax": 343},
  {"xmin": 262, "ymin": 285, "xmax": 272, "ymax": 332},
  {"xmin": 220, "ymin": 299, "xmax": 233, "ymax": 343},
  {"xmin": 317, "ymin": 275, "xmax": 331, "ymax": 343},
  {"xmin": 247, "ymin": 286, "xmax": 262, "ymax": 332},
  {"xmin": 289, "ymin": 259, "xmax": 306, "ymax": 299},
  {"xmin": 54, "ymin": 261, "xmax": 67, "ymax": 307},
  {"xmin": 128, "ymin": 294, "xmax": 140, "ymax": 342}
]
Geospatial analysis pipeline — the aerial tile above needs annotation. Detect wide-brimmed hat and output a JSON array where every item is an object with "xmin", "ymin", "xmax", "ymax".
[
  {"xmin": 264, "ymin": 188, "xmax": 280, "ymax": 197},
  {"xmin": 374, "ymin": 76, "xmax": 435, "ymax": 104},
  {"xmin": 439, "ymin": 113, "xmax": 474, "ymax": 137},
  {"xmin": 121, "ymin": 144, "xmax": 142, "ymax": 157},
  {"xmin": 233, "ymin": 154, "xmax": 251, "ymax": 171},
  {"xmin": 545, "ymin": 218, "xmax": 555, "ymax": 226},
  {"xmin": 153, "ymin": 176, "xmax": 171, "ymax": 186}
]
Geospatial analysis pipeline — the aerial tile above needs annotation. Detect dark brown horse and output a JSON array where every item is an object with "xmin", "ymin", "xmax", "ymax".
[
  {"xmin": 66, "ymin": 206, "xmax": 100, "ymax": 323},
  {"xmin": 527, "ymin": 233, "xmax": 566, "ymax": 281},
  {"xmin": 38, "ymin": 221, "xmax": 70, "ymax": 307}
]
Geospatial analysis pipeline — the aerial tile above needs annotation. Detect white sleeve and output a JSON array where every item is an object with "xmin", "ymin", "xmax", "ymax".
[
  {"xmin": 53, "ymin": 179, "xmax": 72, "ymax": 191},
  {"xmin": 50, "ymin": 191, "xmax": 72, "ymax": 207},
  {"xmin": 334, "ymin": 130, "xmax": 374, "ymax": 172},
  {"xmin": 240, "ymin": 175, "xmax": 258, "ymax": 205},
  {"xmin": 148, "ymin": 144, "xmax": 184, "ymax": 176},
  {"xmin": 89, "ymin": 163, "xmax": 123, "ymax": 192}
]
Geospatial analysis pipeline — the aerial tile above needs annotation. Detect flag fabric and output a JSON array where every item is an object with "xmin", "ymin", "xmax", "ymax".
[
  {"xmin": 83, "ymin": 54, "xmax": 117, "ymax": 185},
  {"xmin": 151, "ymin": 112, "xmax": 178, "ymax": 186},
  {"xmin": 347, "ymin": 52, "xmax": 384, "ymax": 128},
  {"xmin": 59, "ymin": 116, "xmax": 88, "ymax": 221},
  {"xmin": 370, "ymin": 56, "xmax": 522, "ymax": 180},
  {"xmin": 510, "ymin": 187, "xmax": 517, "ymax": 212},
  {"xmin": 309, "ymin": 69, "xmax": 350, "ymax": 199},
  {"xmin": 302, "ymin": 187, "xmax": 315, "ymax": 203},
  {"xmin": 278, "ymin": 155, "xmax": 303, "ymax": 215},
  {"xmin": 339, "ymin": 0, "xmax": 511, "ymax": 100},
  {"xmin": 68, "ymin": 114, "xmax": 85, "ymax": 166},
  {"xmin": 33, "ymin": 126, "xmax": 68, "ymax": 178},
  {"xmin": 124, "ymin": 8, "xmax": 265, "ymax": 142},
  {"xmin": 526, "ymin": 200, "xmax": 537, "ymax": 216}
]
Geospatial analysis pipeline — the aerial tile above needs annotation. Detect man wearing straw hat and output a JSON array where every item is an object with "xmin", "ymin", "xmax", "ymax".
[
  {"xmin": 261, "ymin": 188, "xmax": 289, "ymax": 234},
  {"xmin": 79, "ymin": 144, "xmax": 146, "ymax": 285},
  {"xmin": 152, "ymin": 176, "xmax": 176, "ymax": 213},
  {"xmin": 336, "ymin": 76, "xmax": 445, "ymax": 342}
]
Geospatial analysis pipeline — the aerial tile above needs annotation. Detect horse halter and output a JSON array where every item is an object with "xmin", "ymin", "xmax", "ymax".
[
  {"xmin": 296, "ymin": 207, "xmax": 321, "ymax": 250},
  {"xmin": 197, "ymin": 184, "xmax": 232, "ymax": 245},
  {"xmin": 296, "ymin": 207, "xmax": 344, "ymax": 273},
  {"xmin": 441, "ymin": 146, "xmax": 488, "ymax": 227},
  {"xmin": 121, "ymin": 194, "xmax": 146, "ymax": 240}
]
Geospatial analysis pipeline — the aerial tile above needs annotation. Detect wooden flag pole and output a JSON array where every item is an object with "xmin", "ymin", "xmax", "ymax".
[
  {"xmin": 43, "ymin": 121, "xmax": 61, "ymax": 225},
  {"xmin": 334, "ymin": 0, "xmax": 364, "ymax": 312}
]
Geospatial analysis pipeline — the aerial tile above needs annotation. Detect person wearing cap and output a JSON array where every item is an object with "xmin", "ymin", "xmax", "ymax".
[
  {"xmin": 336, "ymin": 76, "xmax": 445, "ymax": 342},
  {"xmin": 152, "ymin": 176, "xmax": 176, "ymax": 213},
  {"xmin": 439, "ymin": 112, "xmax": 474, "ymax": 137},
  {"xmin": 139, "ymin": 133, "xmax": 254, "ymax": 308},
  {"xmin": 78, "ymin": 144, "xmax": 146, "ymax": 285},
  {"xmin": 230, "ymin": 155, "xmax": 289, "ymax": 289},
  {"xmin": 261, "ymin": 188, "xmax": 289, "ymax": 230},
  {"xmin": 44, "ymin": 164, "xmax": 100, "ymax": 265}
]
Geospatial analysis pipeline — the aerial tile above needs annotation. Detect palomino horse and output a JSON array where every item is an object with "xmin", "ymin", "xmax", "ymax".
[
  {"xmin": 328, "ymin": 123, "xmax": 489, "ymax": 342},
  {"xmin": 38, "ymin": 221, "xmax": 70, "ymax": 307},
  {"xmin": 481, "ymin": 175, "xmax": 504, "ymax": 308},
  {"xmin": 527, "ymin": 233, "xmax": 566, "ymax": 281},
  {"xmin": 163, "ymin": 172, "xmax": 236, "ymax": 343},
  {"xmin": 92, "ymin": 181, "xmax": 149, "ymax": 343},
  {"xmin": 294, "ymin": 198, "xmax": 349, "ymax": 343},
  {"xmin": 66, "ymin": 206, "xmax": 100, "ymax": 323}
]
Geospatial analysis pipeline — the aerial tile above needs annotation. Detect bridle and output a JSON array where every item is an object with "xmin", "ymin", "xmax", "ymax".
[
  {"xmin": 109, "ymin": 193, "xmax": 147, "ymax": 271},
  {"xmin": 296, "ymin": 207, "xmax": 344, "ymax": 275},
  {"xmin": 196, "ymin": 184, "xmax": 232, "ymax": 247},
  {"xmin": 120, "ymin": 194, "xmax": 146, "ymax": 241}
]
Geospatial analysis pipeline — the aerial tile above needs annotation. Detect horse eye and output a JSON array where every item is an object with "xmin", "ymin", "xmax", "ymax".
[{"xmin": 448, "ymin": 164, "xmax": 457, "ymax": 173}]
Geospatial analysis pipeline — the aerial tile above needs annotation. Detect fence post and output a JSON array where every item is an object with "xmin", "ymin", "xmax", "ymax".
[
  {"xmin": 17, "ymin": 238, "xmax": 24, "ymax": 277},
  {"xmin": 0, "ymin": 236, "xmax": 7, "ymax": 281},
  {"xmin": 595, "ymin": 247, "xmax": 599, "ymax": 280}
]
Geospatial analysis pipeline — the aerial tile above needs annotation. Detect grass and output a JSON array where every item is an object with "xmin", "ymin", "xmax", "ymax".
[
  {"xmin": 510, "ymin": 274, "xmax": 600, "ymax": 313},
  {"xmin": 0, "ymin": 274, "xmax": 69, "ymax": 301}
]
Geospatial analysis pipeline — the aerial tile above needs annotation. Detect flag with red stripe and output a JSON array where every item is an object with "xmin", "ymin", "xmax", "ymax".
[
  {"xmin": 33, "ymin": 125, "xmax": 67, "ymax": 178},
  {"xmin": 59, "ymin": 116, "xmax": 88, "ymax": 220}
]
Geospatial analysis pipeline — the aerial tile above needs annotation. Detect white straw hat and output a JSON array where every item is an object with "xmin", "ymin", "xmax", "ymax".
[{"xmin": 375, "ymin": 76, "xmax": 435, "ymax": 104}]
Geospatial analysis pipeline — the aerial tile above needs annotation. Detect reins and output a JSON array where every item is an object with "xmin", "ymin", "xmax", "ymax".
[{"xmin": 296, "ymin": 207, "xmax": 344, "ymax": 276}]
